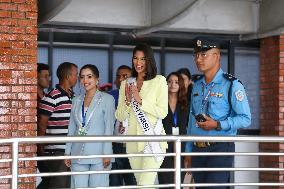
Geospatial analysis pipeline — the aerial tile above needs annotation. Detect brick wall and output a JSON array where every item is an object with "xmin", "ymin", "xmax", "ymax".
[
  {"xmin": 259, "ymin": 36, "xmax": 284, "ymax": 188},
  {"xmin": 0, "ymin": 0, "xmax": 37, "ymax": 188}
]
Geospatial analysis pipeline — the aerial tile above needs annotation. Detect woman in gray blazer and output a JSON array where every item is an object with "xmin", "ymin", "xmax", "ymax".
[{"xmin": 64, "ymin": 64, "xmax": 115, "ymax": 188}]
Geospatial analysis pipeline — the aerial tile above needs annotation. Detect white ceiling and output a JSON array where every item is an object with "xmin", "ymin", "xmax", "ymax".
[{"xmin": 39, "ymin": 0, "xmax": 284, "ymax": 40}]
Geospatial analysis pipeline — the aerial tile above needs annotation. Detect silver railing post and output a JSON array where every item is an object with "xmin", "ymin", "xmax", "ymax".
[
  {"xmin": 175, "ymin": 139, "xmax": 181, "ymax": 189},
  {"xmin": 12, "ymin": 140, "xmax": 19, "ymax": 189}
]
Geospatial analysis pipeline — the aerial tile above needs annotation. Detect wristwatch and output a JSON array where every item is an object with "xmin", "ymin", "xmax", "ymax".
[{"xmin": 215, "ymin": 121, "xmax": 222, "ymax": 131}]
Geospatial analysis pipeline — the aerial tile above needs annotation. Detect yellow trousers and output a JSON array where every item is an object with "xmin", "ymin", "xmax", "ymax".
[{"xmin": 128, "ymin": 155, "xmax": 164, "ymax": 188}]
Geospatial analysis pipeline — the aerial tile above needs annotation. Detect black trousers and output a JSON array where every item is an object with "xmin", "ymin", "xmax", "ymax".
[
  {"xmin": 37, "ymin": 151, "xmax": 70, "ymax": 189},
  {"xmin": 192, "ymin": 142, "xmax": 235, "ymax": 189}
]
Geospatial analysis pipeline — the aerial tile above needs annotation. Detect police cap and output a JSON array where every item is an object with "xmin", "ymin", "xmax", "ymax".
[{"xmin": 193, "ymin": 37, "xmax": 221, "ymax": 53}]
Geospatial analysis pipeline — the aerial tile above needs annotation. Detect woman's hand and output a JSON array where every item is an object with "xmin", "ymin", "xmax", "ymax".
[
  {"xmin": 64, "ymin": 159, "xmax": 71, "ymax": 167},
  {"xmin": 103, "ymin": 158, "xmax": 111, "ymax": 168},
  {"xmin": 130, "ymin": 84, "xmax": 142, "ymax": 104}
]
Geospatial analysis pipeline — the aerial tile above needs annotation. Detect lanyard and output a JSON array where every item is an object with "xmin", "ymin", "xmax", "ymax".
[
  {"xmin": 200, "ymin": 82, "xmax": 215, "ymax": 112},
  {"xmin": 173, "ymin": 111, "xmax": 178, "ymax": 127},
  {"xmin": 81, "ymin": 102, "xmax": 87, "ymax": 128}
]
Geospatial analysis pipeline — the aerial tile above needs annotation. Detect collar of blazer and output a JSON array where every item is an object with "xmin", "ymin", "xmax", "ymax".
[{"xmin": 74, "ymin": 91, "xmax": 103, "ymax": 128}]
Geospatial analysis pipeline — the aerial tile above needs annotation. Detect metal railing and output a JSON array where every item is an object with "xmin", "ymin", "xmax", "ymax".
[{"xmin": 0, "ymin": 135, "xmax": 284, "ymax": 188}]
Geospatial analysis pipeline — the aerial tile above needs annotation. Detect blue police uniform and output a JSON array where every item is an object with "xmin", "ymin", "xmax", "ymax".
[{"xmin": 185, "ymin": 68, "xmax": 251, "ymax": 188}]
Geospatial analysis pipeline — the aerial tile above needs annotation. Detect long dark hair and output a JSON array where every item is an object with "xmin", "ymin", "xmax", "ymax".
[
  {"xmin": 166, "ymin": 72, "xmax": 188, "ymax": 111},
  {"xmin": 80, "ymin": 64, "xmax": 99, "ymax": 78},
  {"xmin": 131, "ymin": 43, "xmax": 157, "ymax": 80}
]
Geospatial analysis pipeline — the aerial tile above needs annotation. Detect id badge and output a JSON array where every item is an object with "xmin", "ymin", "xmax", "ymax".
[
  {"xmin": 172, "ymin": 127, "xmax": 179, "ymax": 135},
  {"xmin": 78, "ymin": 127, "xmax": 87, "ymax": 136}
]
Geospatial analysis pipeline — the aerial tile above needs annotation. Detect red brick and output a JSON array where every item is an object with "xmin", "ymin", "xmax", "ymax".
[
  {"xmin": 24, "ymin": 100, "xmax": 36, "ymax": 108},
  {"xmin": 26, "ymin": 0, "xmax": 37, "ymax": 4},
  {"xmin": 0, "ymin": 70, "xmax": 12, "ymax": 77},
  {"xmin": 17, "ymin": 63, "xmax": 37, "ymax": 71},
  {"xmin": 0, "ymin": 93, "xmax": 17, "ymax": 100},
  {"xmin": 11, "ymin": 85, "xmax": 23, "ymax": 92},
  {"xmin": 12, "ymin": 55, "xmax": 25, "ymax": 63},
  {"xmin": 0, "ymin": 0, "xmax": 11, "ymax": 3},
  {"xmin": 11, "ymin": 26, "xmax": 25, "ymax": 34},
  {"xmin": 0, "ymin": 115, "xmax": 10, "ymax": 122},
  {"xmin": 10, "ymin": 115, "xmax": 24, "ymax": 122},
  {"xmin": 0, "ymin": 78, "xmax": 17, "ymax": 85},
  {"xmin": 25, "ymin": 56, "xmax": 37, "ymax": 63},
  {"xmin": 0, "ymin": 41, "xmax": 11, "ymax": 47},
  {"xmin": 24, "ymin": 115, "xmax": 36, "ymax": 123},
  {"xmin": 0, "ymin": 101, "xmax": 10, "ymax": 107},
  {"xmin": 11, "ymin": 41, "xmax": 25, "ymax": 48},
  {"xmin": 0, "ymin": 33, "xmax": 17, "ymax": 40},
  {"xmin": 18, "ymin": 92, "xmax": 36, "ymax": 100},
  {"xmin": 0, "ymin": 3, "xmax": 17, "ymax": 11},
  {"xmin": 25, "ymin": 12, "xmax": 37, "ymax": 19},
  {"xmin": 0, "ymin": 86, "xmax": 10, "ymax": 92},
  {"xmin": 12, "ymin": 0, "xmax": 26, "ymax": 3},
  {"xmin": 0, "ymin": 130, "xmax": 11, "ymax": 137},
  {"xmin": 24, "ymin": 70, "xmax": 37, "ymax": 78},
  {"xmin": 24, "ymin": 85, "xmax": 36, "ymax": 92},
  {"xmin": 0, "ymin": 10, "xmax": 10, "ymax": 17},
  {"xmin": 18, "ymin": 78, "xmax": 37, "ymax": 85},
  {"xmin": 17, "ymin": 34, "xmax": 37, "ymax": 41},
  {"xmin": 18, "ymin": 4, "xmax": 37, "ymax": 12},
  {"xmin": 25, "ymin": 26, "xmax": 37, "ymax": 35},
  {"xmin": 0, "ymin": 25, "xmax": 9, "ymax": 32},
  {"xmin": 0, "ymin": 55, "xmax": 11, "ymax": 62},
  {"xmin": 18, "ymin": 123, "xmax": 36, "ymax": 130},
  {"xmin": 0, "ymin": 146, "xmax": 11, "ymax": 153},
  {"xmin": 11, "ymin": 11, "xmax": 24, "ymax": 18},
  {"xmin": 0, "ymin": 123, "xmax": 17, "ymax": 130},
  {"xmin": 0, "ymin": 18, "xmax": 17, "ymax": 26},
  {"xmin": 0, "ymin": 107, "xmax": 17, "ymax": 115},
  {"xmin": 25, "ymin": 41, "xmax": 37, "ymax": 49},
  {"xmin": 18, "ymin": 108, "xmax": 36, "ymax": 115},
  {"xmin": 11, "ymin": 100, "xmax": 24, "ymax": 108}
]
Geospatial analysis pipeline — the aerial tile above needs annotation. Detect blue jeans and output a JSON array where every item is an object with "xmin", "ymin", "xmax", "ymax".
[{"xmin": 192, "ymin": 142, "xmax": 235, "ymax": 189}]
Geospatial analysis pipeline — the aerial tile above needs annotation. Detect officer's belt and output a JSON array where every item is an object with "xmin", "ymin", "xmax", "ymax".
[{"xmin": 193, "ymin": 141, "xmax": 217, "ymax": 148}]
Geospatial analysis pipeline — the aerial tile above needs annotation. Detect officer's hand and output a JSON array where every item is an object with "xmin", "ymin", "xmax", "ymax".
[
  {"xmin": 103, "ymin": 158, "xmax": 111, "ymax": 168},
  {"xmin": 197, "ymin": 115, "xmax": 218, "ymax": 130},
  {"xmin": 184, "ymin": 156, "xmax": 192, "ymax": 174}
]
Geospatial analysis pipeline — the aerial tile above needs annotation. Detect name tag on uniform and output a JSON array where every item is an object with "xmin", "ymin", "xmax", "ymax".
[{"xmin": 172, "ymin": 127, "xmax": 179, "ymax": 135}]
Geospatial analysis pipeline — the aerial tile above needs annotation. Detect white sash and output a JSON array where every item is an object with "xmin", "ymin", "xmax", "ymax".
[{"xmin": 123, "ymin": 77, "xmax": 164, "ymax": 161}]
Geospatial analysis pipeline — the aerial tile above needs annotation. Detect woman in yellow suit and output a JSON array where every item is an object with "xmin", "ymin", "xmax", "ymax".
[{"xmin": 115, "ymin": 43, "xmax": 168, "ymax": 187}]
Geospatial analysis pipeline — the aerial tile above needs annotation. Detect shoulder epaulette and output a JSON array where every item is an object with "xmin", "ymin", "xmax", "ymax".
[
  {"xmin": 192, "ymin": 74, "xmax": 204, "ymax": 82},
  {"xmin": 223, "ymin": 73, "xmax": 243, "ymax": 85}
]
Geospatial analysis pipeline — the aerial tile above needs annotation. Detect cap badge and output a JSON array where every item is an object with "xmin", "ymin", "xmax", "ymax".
[{"xmin": 197, "ymin": 40, "xmax": 202, "ymax": 47}]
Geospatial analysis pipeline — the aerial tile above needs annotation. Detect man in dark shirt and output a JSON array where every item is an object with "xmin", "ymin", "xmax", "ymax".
[{"xmin": 38, "ymin": 62, "xmax": 78, "ymax": 189}]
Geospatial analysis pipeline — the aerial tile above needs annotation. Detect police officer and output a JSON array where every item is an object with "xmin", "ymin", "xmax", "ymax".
[{"xmin": 184, "ymin": 37, "xmax": 251, "ymax": 188}]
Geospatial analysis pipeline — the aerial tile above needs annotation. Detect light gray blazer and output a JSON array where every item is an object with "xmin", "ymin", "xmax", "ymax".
[{"xmin": 65, "ymin": 91, "xmax": 115, "ymax": 164}]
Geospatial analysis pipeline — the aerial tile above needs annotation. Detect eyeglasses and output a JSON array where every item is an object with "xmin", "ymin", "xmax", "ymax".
[{"xmin": 192, "ymin": 52, "xmax": 217, "ymax": 59}]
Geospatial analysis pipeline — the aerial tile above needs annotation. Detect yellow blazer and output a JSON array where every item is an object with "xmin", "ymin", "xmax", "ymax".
[{"xmin": 115, "ymin": 75, "xmax": 168, "ymax": 153}]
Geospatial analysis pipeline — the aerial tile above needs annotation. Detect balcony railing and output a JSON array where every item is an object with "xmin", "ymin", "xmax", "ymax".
[{"xmin": 0, "ymin": 135, "xmax": 284, "ymax": 188}]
